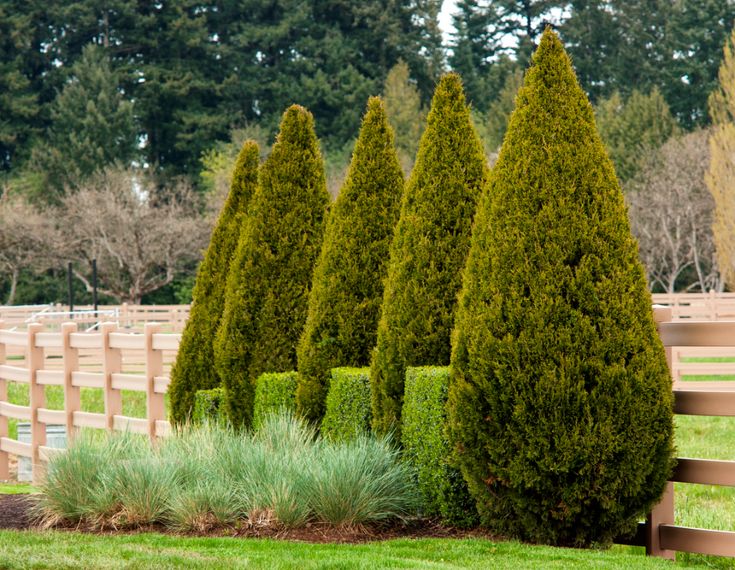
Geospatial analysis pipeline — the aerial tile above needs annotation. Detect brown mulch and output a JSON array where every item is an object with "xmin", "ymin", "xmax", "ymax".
[{"xmin": 0, "ymin": 494, "xmax": 496, "ymax": 544}]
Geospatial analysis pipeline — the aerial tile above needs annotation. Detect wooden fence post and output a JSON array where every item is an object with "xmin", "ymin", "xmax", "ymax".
[
  {"xmin": 28, "ymin": 323, "xmax": 45, "ymax": 485},
  {"xmin": 0, "ymin": 320, "xmax": 7, "ymax": 480},
  {"xmin": 62, "ymin": 322, "xmax": 79, "ymax": 441},
  {"xmin": 144, "ymin": 323, "xmax": 164, "ymax": 441},
  {"xmin": 646, "ymin": 482, "xmax": 676, "ymax": 559},
  {"xmin": 101, "ymin": 323, "xmax": 122, "ymax": 432}
]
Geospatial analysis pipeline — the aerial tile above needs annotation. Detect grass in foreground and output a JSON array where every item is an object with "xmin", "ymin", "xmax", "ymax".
[
  {"xmin": 0, "ymin": 531, "xmax": 698, "ymax": 570},
  {"xmin": 0, "ymin": 483, "xmax": 34, "ymax": 495}
]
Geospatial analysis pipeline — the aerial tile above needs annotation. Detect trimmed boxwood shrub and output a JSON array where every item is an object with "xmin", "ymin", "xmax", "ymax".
[
  {"xmin": 252, "ymin": 372, "xmax": 298, "ymax": 430},
  {"xmin": 401, "ymin": 367, "xmax": 477, "ymax": 528},
  {"xmin": 296, "ymin": 97, "xmax": 403, "ymax": 425},
  {"xmin": 215, "ymin": 105, "xmax": 330, "ymax": 428},
  {"xmin": 448, "ymin": 29, "xmax": 675, "ymax": 547},
  {"xmin": 192, "ymin": 388, "xmax": 226, "ymax": 425},
  {"xmin": 168, "ymin": 141, "xmax": 259, "ymax": 425},
  {"xmin": 320, "ymin": 368, "xmax": 372, "ymax": 443},
  {"xmin": 370, "ymin": 73, "xmax": 489, "ymax": 438}
]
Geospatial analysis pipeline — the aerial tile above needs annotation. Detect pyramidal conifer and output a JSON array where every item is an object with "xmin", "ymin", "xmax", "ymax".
[
  {"xmin": 449, "ymin": 29, "xmax": 674, "ymax": 546},
  {"xmin": 370, "ymin": 74, "xmax": 489, "ymax": 437},
  {"xmin": 215, "ymin": 105, "xmax": 329, "ymax": 428},
  {"xmin": 296, "ymin": 97, "xmax": 404, "ymax": 425},
  {"xmin": 168, "ymin": 141, "xmax": 259, "ymax": 425}
]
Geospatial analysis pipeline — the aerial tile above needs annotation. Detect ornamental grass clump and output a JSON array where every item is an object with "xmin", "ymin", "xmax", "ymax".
[
  {"xmin": 215, "ymin": 106, "xmax": 330, "ymax": 428},
  {"xmin": 448, "ymin": 29, "xmax": 675, "ymax": 546},
  {"xmin": 36, "ymin": 413, "xmax": 418, "ymax": 532},
  {"xmin": 296, "ymin": 97, "xmax": 403, "ymax": 425},
  {"xmin": 370, "ymin": 73, "xmax": 489, "ymax": 438},
  {"xmin": 168, "ymin": 141, "xmax": 259, "ymax": 425}
]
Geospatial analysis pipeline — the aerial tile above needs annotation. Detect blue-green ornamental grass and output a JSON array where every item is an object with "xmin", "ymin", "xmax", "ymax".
[{"xmin": 35, "ymin": 412, "xmax": 418, "ymax": 532}]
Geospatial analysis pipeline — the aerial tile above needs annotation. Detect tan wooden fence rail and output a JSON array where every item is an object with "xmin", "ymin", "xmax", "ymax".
[
  {"xmin": 0, "ymin": 320, "xmax": 180, "ymax": 484},
  {"xmin": 616, "ymin": 307, "xmax": 735, "ymax": 559},
  {"xmin": 0, "ymin": 304, "xmax": 190, "ymax": 332},
  {"xmin": 652, "ymin": 292, "xmax": 735, "ymax": 321}
]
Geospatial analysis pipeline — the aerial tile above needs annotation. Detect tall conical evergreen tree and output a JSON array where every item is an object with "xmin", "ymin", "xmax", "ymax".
[
  {"xmin": 168, "ymin": 140, "xmax": 259, "ymax": 425},
  {"xmin": 449, "ymin": 29, "xmax": 674, "ymax": 546},
  {"xmin": 215, "ymin": 105, "xmax": 329, "ymax": 428},
  {"xmin": 296, "ymin": 97, "xmax": 404, "ymax": 425},
  {"xmin": 370, "ymin": 74, "xmax": 489, "ymax": 437}
]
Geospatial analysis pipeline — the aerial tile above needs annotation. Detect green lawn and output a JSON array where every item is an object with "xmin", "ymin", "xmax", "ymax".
[{"xmin": 0, "ymin": 531, "xmax": 700, "ymax": 569}]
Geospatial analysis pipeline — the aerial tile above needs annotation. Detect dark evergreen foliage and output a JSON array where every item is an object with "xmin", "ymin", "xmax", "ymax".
[
  {"xmin": 448, "ymin": 29, "xmax": 675, "ymax": 546},
  {"xmin": 296, "ymin": 97, "xmax": 403, "ymax": 424},
  {"xmin": 402, "ymin": 367, "xmax": 478, "ymax": 528},
  {"xmin": 370, "ymin": 73, "xmax": 489, "ymax": 438},
  {"xmin": 168, "ymin": 141, "xmax": 259, "ymax": 425},
  {"xmin": 215, "ymin": 105, "xmax": 329, "ymax": 429}
]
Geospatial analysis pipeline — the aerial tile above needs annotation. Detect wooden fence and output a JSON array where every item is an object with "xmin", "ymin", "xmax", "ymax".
[
  {"xmin": 0, "ymin": 320, "xmax": 180, "ymax": 484},
  {"xmin": 3, "ymin": 310, "xmax": 735, "ymax": 559},
  {"xmin": 0, "ymin": 304, "xmax": 190, "ymax": 332},
  {"xmin": 651, "ymin": 292, "xmax": 735, "ymax": 321}
]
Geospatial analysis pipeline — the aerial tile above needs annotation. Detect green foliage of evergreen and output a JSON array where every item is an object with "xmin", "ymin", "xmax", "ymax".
[
  {"xmin": 215, "ymin": 105, "xmax": 329, "ymax": 429},
  {"xmin": 321, "ymin": 368, "xmax": 372, "ymax": 443},
  {"xmin": 370, "ymin": 73, "xmax": 489, "ymax": 438},
  {"xmin": 168, "ymin": 141, "xmax": 259, "ymax": 426},
  {"xmin": 252, "ymin": 372, "xmax": 298, "ymax": 430},
  {"xmin": 192, "ymin": 388, "xmax": 226, "ymax": 425},
  {"xmin": 401, "ymin": 367, "xmax": 478, "ymax": 528},
  {"xmin": 296, "ymin": 97, "xmax": 404, "ymax": 425},
  {"xmin": 448, "ymin": 29, "xmax": 675, "ymax": 547}
]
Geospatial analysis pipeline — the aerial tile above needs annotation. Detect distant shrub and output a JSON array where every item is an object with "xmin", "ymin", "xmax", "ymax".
[
  {"xmin": 252, "ymin": 372, "xmax": 298, "ymax": 430},
  {"xmin": 402, "ymin": 367, "xmax": 477, "ymax": 528},
  {"xmin": 321, "ymin": 368, "xmax": 372, "ymax": 443},
  {"xmin": 192, "ymin": 388, "xmax": 226, "ymax": 425}
]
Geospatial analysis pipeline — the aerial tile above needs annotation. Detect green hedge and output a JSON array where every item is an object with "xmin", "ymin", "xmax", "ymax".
[
  {"xmin": 192, "ymin": 388, "xmax": 226, "ymax": 425},
  {"xmin": 321, "ymin": 368, "xmax": 372, "ymax": 442},
  {"xmin": 402, "ymin": 367, "xmax": 477, "ymax": 528},
  {"xmin": 253, "ymin": 372, "xmax": 298, "ymax": 430}
]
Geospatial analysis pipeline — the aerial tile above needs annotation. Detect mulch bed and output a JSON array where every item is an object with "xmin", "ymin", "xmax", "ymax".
[{"xmin": 0, "ymin": 494, "xmax": 497, "ymax": 544}]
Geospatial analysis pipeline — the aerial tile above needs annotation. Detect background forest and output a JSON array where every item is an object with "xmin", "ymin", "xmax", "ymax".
[{"xmin": 1, "ymin": 0, "xmax": 734, "ymax": 304}]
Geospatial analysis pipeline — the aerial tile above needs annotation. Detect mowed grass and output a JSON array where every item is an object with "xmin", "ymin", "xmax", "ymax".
[{"xmin": 0, "ymin": 531, "xmax": 696, "ymax": 570}]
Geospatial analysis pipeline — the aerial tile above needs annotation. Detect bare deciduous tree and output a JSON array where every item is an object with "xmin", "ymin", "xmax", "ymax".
[
  {"xmin": 55, "ymin": 168, "xmax": 209, "ymax": 303},
  {"xmin": 0, "ymin": 190, "xmax": 55, "ymax": 304},
  {"xmin": 627, "ymin": 129, "xmax": 720, "ymax": 293}
]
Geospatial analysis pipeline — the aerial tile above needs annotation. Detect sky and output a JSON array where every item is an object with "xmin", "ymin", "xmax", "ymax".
[{"xmin": 438, "ymin": 0, "xmax": 459, "ymax": 42}]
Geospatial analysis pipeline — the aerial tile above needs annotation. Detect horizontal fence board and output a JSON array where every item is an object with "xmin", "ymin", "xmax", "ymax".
[
  {"xmin": 112, "ymin": 415, "xmax": 148, "ymax": 434},
  {"xmin": 37, "ymin": 407, "xmax": 66, "ymax": 425},
  {"xmin": 38, "ymin": 445, "xmax": 64, "ymax": 463},
  {"xmin": 109, "ymin": 332, "xmax": 145, "ymax": 350},
  {"xmin": 673, "ymin": 458, "xmax": 735, "ymax": 486},
  {"xmin": 72, "ymin": 411, "xmax": 106, "ymax": 429},
  {"xmin": 674, "ymin": 387, "xmax": 735, "ymax": 416},
  {"xmin": 71, "ymin": 371, "xmax": 104, "ymax": 389},
  {"xmin": 660, "ymin": 526, "xmax": 735, "ymax": 557},
  {"xmin": 110, "ymin": 373, "xmax": 146, "ymax": 392},
  {"xmin": 155, "ymin": 420, "xmax": 171, "ymax": 437},
  {"xmin": 34, "ymin": 332, "xmax": 62, "ymax": 348},
  {"xmin": 676, "ymin": 363, "xmax": 735, "ymax": 376},
  {"xmin": 153, "ymin": 376, "xmax": 169, "ymax": 394},
  {"xmin": 36, "ymin": 369, "xmax": 63, "ymax": 386},
  {"xmin": 0, "ymin": 330, "xmax": 27, "ymax": 347},
  {"xmin": 659, "ymin": 322, "xmax": 735, "ymax": 347},
  {"xmin": 0, "ymin": 402, "xmax": 31, "ymax": 420},
  {"xmin": 152, "ymin": 334, "xmax": 180, "ymax": 351},
  {"xmin": 0, "ymin": 437, "xmax": 31, "ymax": 457},
  {"xmin": 0, "ymin": 365, "xmax": 28, "ymax": 383},
  {"xmin": 69, "ymin": 332, "xmax": 102, "ymax": 349}
]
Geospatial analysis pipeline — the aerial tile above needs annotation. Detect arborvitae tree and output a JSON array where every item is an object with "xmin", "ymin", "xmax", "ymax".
[
  {"xmin": 449, "ymin": 29, "xmax": 674, "ymax": 546},
  {"xmin": 215, "ymin": 105, "xmax": 329, "ymax": 428},
  {"xmin": 370, "ymin": 73, "xmax": 489, "ymax": 437},
  {"xmin": 168, "ymin": 141, "xmax": 259, "ymax": 425},
  {"xmin": 296, "ymin": 97, "xmax": 404, "ymax": 425}
]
